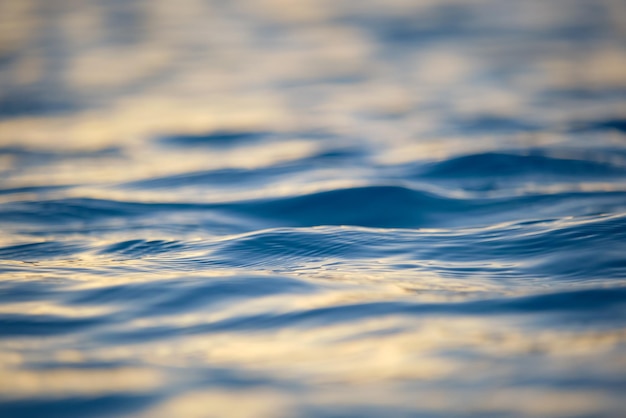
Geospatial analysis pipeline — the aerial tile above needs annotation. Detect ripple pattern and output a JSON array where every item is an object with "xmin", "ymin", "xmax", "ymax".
[{"xmin": 1, "ymin": 0, "xmax": 626, "ymax": 417}]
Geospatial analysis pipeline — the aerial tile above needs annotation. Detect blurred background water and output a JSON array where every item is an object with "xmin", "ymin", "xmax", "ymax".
[{"xmin": 1, "ymin": 0, "xmax": 626, "ymax": 417}]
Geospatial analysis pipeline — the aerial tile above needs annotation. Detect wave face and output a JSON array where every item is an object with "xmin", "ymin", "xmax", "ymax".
[{"xmin": 1, "ymin": 0, "xmax": 626, "ymax": 417}]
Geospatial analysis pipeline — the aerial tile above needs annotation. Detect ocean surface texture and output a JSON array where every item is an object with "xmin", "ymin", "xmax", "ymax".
[{"xmin": 1, "ymin": 0, "xmax": 626, "ymax": 417}]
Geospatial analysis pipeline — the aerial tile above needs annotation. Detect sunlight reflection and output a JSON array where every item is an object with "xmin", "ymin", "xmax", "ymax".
[{"xmin": 0, "ymin": 368, "xmax": 164, "ymax": 398}]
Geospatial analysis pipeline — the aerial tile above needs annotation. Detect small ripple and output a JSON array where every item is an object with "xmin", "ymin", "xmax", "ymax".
[
  {"xmin": 99, "ymin": 239, "xmax": 187, "ymax": 258},
  {"xmin": 211, "ymin": 228, "xmax": 381, "ymax": 269},
  {"xmin": 95, "ymin": 287, "xmax": 626, "ymax": 344},
  {"xmin": 0, "ymin": 185, "xmax": 72, "ymax": 197},
  {"xmin": 0, "ymin": 313, "xmax": 110, "ymax": 338},
  {"xmin": 0, "ymin": 241, "xmax": 89, "ymax": 262},
  {"xmin": 67, "ymin": 275, "xmax": 317, "ymax": 316}
]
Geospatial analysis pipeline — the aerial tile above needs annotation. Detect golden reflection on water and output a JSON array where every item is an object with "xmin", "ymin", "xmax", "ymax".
[
  {"xmin": 0, "ymin": 368, "xmax": 164, "ymax": 399},
  {"xmin": 139, "ymin": 387, "xmax": 613, "ymax": 418},
  {"xmin": 1, "ymin": 273, "xmax": 625, "ymax": 417},
  {"xmin": 2, "ymin": 305, "xmax": 625, "ymax": 416},
  {"xmin": 0, "ymin": 301, "xmax": 113, "ymax": 318},
  {"xmin": 2, "ymin": 0, "xmax": 625, "ymax": 156}
]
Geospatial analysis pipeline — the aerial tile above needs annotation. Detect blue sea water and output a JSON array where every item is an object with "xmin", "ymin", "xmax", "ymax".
[{"xmin": 1, "ymin": 0, "xmax": 626, "ymax": 417}]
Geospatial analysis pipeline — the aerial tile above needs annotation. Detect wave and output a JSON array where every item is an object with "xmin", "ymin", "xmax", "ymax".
[
  {"xmin": 219, "ymin": 185, "xmax": 626, "ymax": 229},
  {"xmin": 2, "ymin": 186, "xmax": 625, "ymax": 232},
  {"xmin": 0, "ymin": 241, "xmax": 89, "ymax": 261},
  {"xmin": 418, "ymin": 152, "xmax": 626, "ymax": 179},
  {"xmin": 64, "ymin": 286, "xmax": 626, "ymax": 344},
  {"xmin": 207, "ymin": 214, "xmax": 626, "ymax": 280}
]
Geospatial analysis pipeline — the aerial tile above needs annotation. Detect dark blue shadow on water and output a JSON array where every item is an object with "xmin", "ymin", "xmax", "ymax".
[
  {"xmin": 157, "ymin": 131, "xmax": 270, "ymax": 148},
  {"xmin": 0, "ymin": 395, "xmax": 156, "ymax": 418}
]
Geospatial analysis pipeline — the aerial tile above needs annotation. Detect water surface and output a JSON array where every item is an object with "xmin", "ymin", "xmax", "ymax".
[{"xmin": 1, "ymin": 0, "xmax": 626, "ymax": 417}]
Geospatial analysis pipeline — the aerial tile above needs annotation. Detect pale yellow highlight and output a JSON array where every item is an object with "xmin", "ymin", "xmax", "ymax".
[
  {"xmin": 142, "ymin": 389, "xmax": 294, "ymax": 418},
  {"xmin": 69, "ymin": 47, "xmax": 173, "ymax": 89},
  {"xmin": 0, "ymin": 301, "xmax": 114, "ymax": 317},
  {"xmin": 0, "ymin": 368, "xmax": 164, "ymax": 399},
  {"xmin": 0, "ymin": 0, "xmax": 39, "ymax": 56}
]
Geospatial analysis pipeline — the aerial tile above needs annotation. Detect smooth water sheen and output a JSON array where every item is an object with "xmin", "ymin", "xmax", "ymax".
[{"xmin": 1, "ymin": 0, "xmax": 626, "ymax": 417}]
